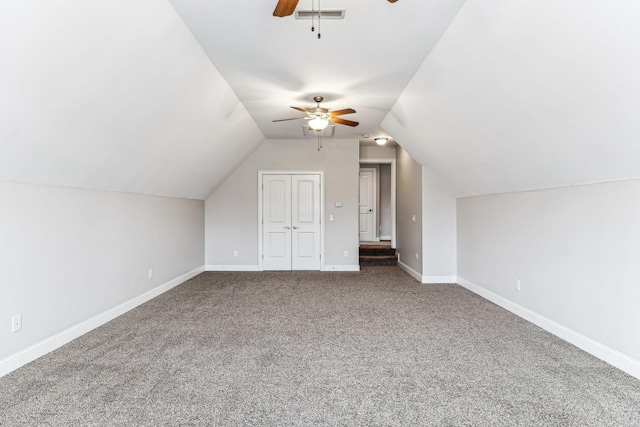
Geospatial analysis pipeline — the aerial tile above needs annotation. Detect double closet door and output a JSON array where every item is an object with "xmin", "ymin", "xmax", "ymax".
[{"xmin": 262, "ymin": 174, "xmax": 321, "ymax": 271}]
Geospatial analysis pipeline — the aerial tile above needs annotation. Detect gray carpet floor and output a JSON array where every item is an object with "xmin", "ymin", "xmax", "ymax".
[{"xmin": 1, "ymin": 267, "xmax": 639, "ymax": 426}]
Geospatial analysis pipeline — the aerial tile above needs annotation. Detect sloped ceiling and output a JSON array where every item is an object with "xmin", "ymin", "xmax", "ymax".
[
  {"xmin": 5, "ymin": 0, "xmax": 639, "ymax": 200},
  {"xmin": 0, "ymin": 0, "xmax": 264, "ymax": 199},
  {"xmin": 383, "ymin": 0, "xmax": 640, "ymax": 197}
]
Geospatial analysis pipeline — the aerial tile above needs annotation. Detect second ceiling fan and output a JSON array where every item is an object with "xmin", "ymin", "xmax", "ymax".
[
  {"xmin": 272, "ymin": 96, "xmax": 358, "ymax": 130},
  {"xmin": 274, "ymin": 0, "xmax": 398, "ymax": 17}
]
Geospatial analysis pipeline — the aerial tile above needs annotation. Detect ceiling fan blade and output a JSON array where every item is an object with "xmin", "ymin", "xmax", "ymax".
[
  {"xmin": 330, "ymin": 108, "xmax": 356, "ymax": 117},
  {"xmin": 290, "ymin": 106, "xmax": 309, "ymax": 113},
  {"xmin": 273, "ymin": 0, "xmax": 299, "ymax": 17},
  {"xmin": 330, "ymin": 117, "xmax": 359, "ymax": 127},
  {"xmin": 388, "ymin": 0, "xmax": 399, "ymax": 3},
  {"xmin": 272, "ymin": 117, "xmax": 307, "ymax": 122}
]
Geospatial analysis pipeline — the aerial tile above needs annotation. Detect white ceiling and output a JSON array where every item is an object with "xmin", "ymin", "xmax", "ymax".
[{"xmin": 166, "ymin": 0, "xmax": 466, "ymax": 141}]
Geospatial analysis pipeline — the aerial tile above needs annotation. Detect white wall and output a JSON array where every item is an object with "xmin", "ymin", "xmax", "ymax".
[
  {"xmin": 422, "ymin": 167, "xmax": 457, "ymax": 283},
  {"xmin": 205, "ymin": 139, "xmax": 360, "ymax": 270},
  {"xmin": 0, "ymin": 182, "xmax": 204, "ymax": 375},
  {"xmin": 457, "ymin": 179, "xmax": 640, "ymax": 378}
]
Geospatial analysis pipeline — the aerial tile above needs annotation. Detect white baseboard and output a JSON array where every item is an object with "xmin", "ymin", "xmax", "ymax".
[
  {"xmin": 0, "ymin": 266, "xmax": 205, "ymax": 378},
  {"xmin": 422, "ymin": 275, "xmax": 457, "ymax": 284},
  {"xmin": 380, "ymin": 236, "xmax": 392, "ymax": 241},
  {"xmin": 457, "ymin": 276, "xmax": 640, "ymax": 381},
  {"xmin": 205, "ymin": 265, "xmax": 259, "ymax": 271},
  {"xmin": 324, "ymin": 265, "xmax": 360, "ymax": 271},
  {"xmin": 398, "ymin": 260, "xmax": 422, "ymax": 282}
]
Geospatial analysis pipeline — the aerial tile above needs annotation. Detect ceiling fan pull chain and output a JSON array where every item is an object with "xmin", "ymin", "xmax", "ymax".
[
  {"xmin": 318, "ymin": 0, "xmax": 321, "ymax": 39},
  {"xmin": 311, "ymin": 0, "xmax": 315, "ymax": 33}
]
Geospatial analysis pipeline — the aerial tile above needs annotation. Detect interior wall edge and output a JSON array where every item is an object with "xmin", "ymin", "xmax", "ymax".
[{"xmin": 457, "ymin": 276, "xmax": 640, "ymax": 381}]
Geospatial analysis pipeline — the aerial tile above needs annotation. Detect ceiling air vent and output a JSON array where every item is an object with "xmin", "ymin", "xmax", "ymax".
[
  {"xmin": 302, "ymin": 125, "xmax": 335, "ymax": 137},
  {"xmin": 295, "ymin": 10, "xmax": 345, "ymax": 19}
]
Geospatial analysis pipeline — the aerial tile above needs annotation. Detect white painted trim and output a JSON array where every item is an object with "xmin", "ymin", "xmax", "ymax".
[
  {"xmin": 323, "ymin": 265, "xmax": 361, "ymax": 271},
  {"xmin": 258, "ymin": 170, "xmax": 325, "ymax": 271},
  {"xmin": 0, "ymin": 266, "xmax": 205, "ymax": 378},
  {"xmin": 359, "ymin": 158, "xmax": 396, "ymax": 248},
  {"xmin": 398, "ymin": 260, "xmax": 422, "ymax": 282},
  {"xmin": 380, "ymin": 235, "xmax": 392, "ymax": 241},
  {"xmin": 205, "ymin": 265, "xmax": 259, "ymax": 271},
  {"xmin": 422, "ymin": 275, "xmax": 457, "ymax": 284},
  {"xmin": 457, "ymin": 276, "xmax": 640, "ymax": 381}
]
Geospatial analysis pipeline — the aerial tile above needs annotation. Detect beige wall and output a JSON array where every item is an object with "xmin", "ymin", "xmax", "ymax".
[
  {"xmin": 1, "ymin": 182, "xmax": 204, "ymax": 372},
  {"xmin": 458, "ymin": 179, "xmax": 640, "ymax": 378},
  {"xmin": 422, "ymin": 167, "xmax": 457, "ymax": 281},
  {"xmin": 380, "ymin": 164, "xmax": 392, "ymax": 238},
  {"xmin": 359, "ymin": 144, "xmax": 396, "ymax": 159},
  {"xmin": 205, "ymin": 139, "xmax": 360, "ymax": 269},
  {"xmin": 396, "ymin": 146, "xmax": 422, "ymax": 274}
]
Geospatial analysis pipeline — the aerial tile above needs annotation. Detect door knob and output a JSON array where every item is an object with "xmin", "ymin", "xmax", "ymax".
[
  {"xmin": 292, "ymin": 226, "xmax": 299, "ymax": 229},
  {"xmin": 369, "ymin": 209, "xmax": 373, "ymax": 212},
  {"xmin": 284, "ymin": 226, "xmax": 291, "ymax": 229}
]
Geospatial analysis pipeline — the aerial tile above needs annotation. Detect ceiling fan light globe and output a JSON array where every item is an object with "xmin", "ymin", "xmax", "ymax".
[{"xmin": 309, "ymin": 118, "xmax": 329, "ymax": 130}]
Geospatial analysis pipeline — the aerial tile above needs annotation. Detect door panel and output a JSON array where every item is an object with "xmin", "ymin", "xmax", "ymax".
[
  {"xmin": 359, "ymin": 169, "xmax": 375, "ymax": 241},
  {"xmin": 292, "ymin": 175, "xmax": 321, "ymax": 270},
  {"xmin": 262, "ymin": 174, "xmax": 321, "ymax": 271},
  {"xmin": 263, "ymin": 175, "xmax": 292, "ymax": 270}
]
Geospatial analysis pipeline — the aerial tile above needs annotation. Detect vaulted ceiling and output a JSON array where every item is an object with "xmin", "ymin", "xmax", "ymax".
[{"xmin": 2, "ymin": 1, "xmax": 639, "ymax": 199}]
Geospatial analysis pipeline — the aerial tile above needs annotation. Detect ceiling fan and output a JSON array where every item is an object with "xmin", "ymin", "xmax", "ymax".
[
  {"xmin": 272, "ymin": 96, "xmax": 359, "ymax": 131},
  {"xmin": 274, "ymin": 0, "xmax": 398, "ymax": 17}
]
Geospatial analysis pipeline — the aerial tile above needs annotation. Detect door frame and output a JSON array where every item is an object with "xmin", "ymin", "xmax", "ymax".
[
  {"xmin": 359, "ymin": 167, "xmax": 377, "ymax": 243},
  {"xmin": 359, "ymin": 158, "xmax": 396, "ymax": 248},
  {"xmin": 258, "ymin": 170, "xmax": 325, "ymax": 271}
]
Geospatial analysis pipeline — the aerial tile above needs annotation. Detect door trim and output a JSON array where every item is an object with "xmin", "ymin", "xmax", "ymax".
[
  {"xmin": 359, "ymin": 158, "xmax": 396, "ymax": 249},
  {"xmin": 258, "ymin": 170, "xmax": 325, "ymax": 271}
]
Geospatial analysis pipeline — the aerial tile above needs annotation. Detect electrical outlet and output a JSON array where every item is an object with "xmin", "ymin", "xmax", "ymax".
[
  {"xmin": 329, "ymin": 214, "xmax": 334, "ymax": 221},
  {"xmin": 412, "ymin": 215, "xmax": 416, "ymax": 223},
  {"xmin": 233, "ymin": 250, "xmax": 238, "ymax": 257},
  {"xmin": 515, "ymin": 279, "xmax": 521, "ymax": 291},
  {"xmin": 12, "ymin": 314, "xmax": 22, "ymax": 333},
  {"xmin": 344, "ymin": 250, "xmax": 349, "ymax": 257},
  {"xmin": 148, "ymin": 269, "xmax": 153, "ymax": 279},
  {"xmin": 414, "ymin": 252, "xmax": 419, "ymax": 259}
]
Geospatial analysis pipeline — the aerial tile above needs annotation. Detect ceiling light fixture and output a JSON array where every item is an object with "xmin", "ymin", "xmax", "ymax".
[
  {"xmin": 375, "ymin": 137, "xmax": 388, "ymax": 145},
  {"xmin": 308, "ymin": 117, "xmax": 329, "ymax": 130}
]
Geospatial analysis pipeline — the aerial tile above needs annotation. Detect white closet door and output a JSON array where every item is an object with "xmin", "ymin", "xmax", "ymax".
[
  {"xmin": 291, "ymin": 174, "xmax": 321, "ymax": 270},
  {"xmin": 262, "ymin": 175, "xmax": 292, "ymax": 270}
]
